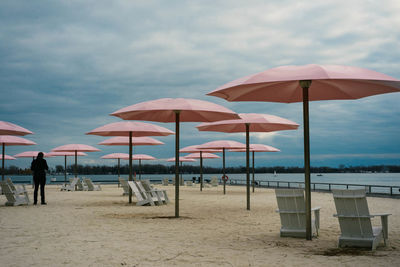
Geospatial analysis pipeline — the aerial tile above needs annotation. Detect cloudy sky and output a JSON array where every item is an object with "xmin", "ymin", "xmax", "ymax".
[{"xmin": 1, "ymin": 0, "xmax": 399, "ymax": 169}]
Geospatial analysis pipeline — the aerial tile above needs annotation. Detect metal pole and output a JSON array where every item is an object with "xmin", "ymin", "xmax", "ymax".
[
  {"xmin": 2, "ymin": 143, "xmax": 4, "ymax": 181},
  {"xmin": 300, "ymin": 80, "xmax": 312, "ymax": 240},
  {"xmin": 246, "ymin": 124, "xmax": 250, "ymax": 210},
  {"xmin": 174, "ymin": 111, "xmax": 180, "ymax": 218},
  {"xmin": 200, "ymin": 151, "xmax": 203, "ymax": 192},
  {"xmin": 74, "ymin": 150, "xmax": 77, "ymax": 178},
  {"xmin": 252, "ymin": 151, "xmax": 255, "ymax": 193},
  {"xmin": 64, "ymin": 155, "xmax": 67, "ymax": 183},
  {"xmin": 129, "ymin": 131, "xmax": 133, "ymax": 203},
  {"xmin": 118, "ymin": 158, "xmax": 120, "ymax": 179},
  {"xmin": 223, "ymin": 147, "xmax": 226, "ymax": 195},
  {"xmin": 139, "ymin": 159, "xmax": 142, "ymax": 180}
]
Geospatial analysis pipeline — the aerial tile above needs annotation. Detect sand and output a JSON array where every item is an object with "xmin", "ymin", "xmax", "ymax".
[{"xmin": 0, "ymin": 183, "xmax": 399, "ymax": 266}]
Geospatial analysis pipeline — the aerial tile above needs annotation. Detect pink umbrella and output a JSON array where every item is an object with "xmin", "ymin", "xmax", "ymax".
[
  {"xmin": 180, "ymin": 145, "xmax": 222, "ymax": 191},
  {"xmin": 111, "ymin": 98, "xmax": 239, "ymax": 218},
  {"xmin": 47, "ymin": 151, "xmax": 88, "ymax": 182},
  {"xmin": 197, "ymin": 113, "xmax": 298, "ymax": 210},
  {"xmin": 0, "ymin": 154, "xmax": 16, "ymax": 160},
  {"xmin": 87, "ymin": 121, "xmax": 174, "ymax": 203},
  {"xmin": 230, "ymin": 144, "xmax": 280, "ymax": 193},
  {"xmin": 51, "ymin": 144, "xmax": 100, "ymax": 178},
  {"xmin": 198, "ymin": 140, "xmax": 245, "ymax": 194},
  {"xmin": 0, "ymin": 121, "xmax": 33, "ymax": 136},
  {"xmin": 14, "ymin": 151, "xmax": 52, "ymax": 159},
  {"xmin": 208, "ymin": 64, "xmax": 400, "ymax": 240},
  {"xmin": 166, "ymin": 157, "xmax": 196, "ymax": 162},
  {"xmin": 98, "ymin": 136, "xmax": 164, "ymax": 146},
  {"xmin": 0, "ymin": 135, "xmax": 36, "ymax": 181}
]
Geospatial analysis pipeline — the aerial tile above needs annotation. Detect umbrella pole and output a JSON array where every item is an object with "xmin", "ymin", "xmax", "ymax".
[
  {"xmin": 223, "ymin": 148, "xmax": 226, "ymax": 195},
  {"xmin": 139, "ymin": 159, "xmax": 141, "ymax": 180},
  {"xmin": 252, "ymin": 151, "xmax": 255, "ymax": 193},
  {"xmin": 64, "ymin": 155, "xmax": 67, "ymax": 183},
  {"xmin": 175, "ymin": 111, "xmax": 180, "ymax": 218},
  {"xmin": 200, "ymin": 151, "xmax": 203, "ymax": 192},
  {"xmin": 129, "ymin": 131, "xmax": 133, "ymax": 204},
  {"xmin": 301, "ymin": 80, "xmax": 312, "ymax": 240},
  {"xmin": 2, "ymin": 143, "xmax": 4, "ymax": 181},
  {"xmin": 246, "ymin": 124, "xmax": 250, "ymax": 210},
  {"xmin": 118, "ymin": 158, "xmax": 120, "ymax": 187}
]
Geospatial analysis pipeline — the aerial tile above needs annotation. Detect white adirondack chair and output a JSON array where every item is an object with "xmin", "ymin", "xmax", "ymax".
[
  {"xmin": 210, "ymin": 177, "xmax": 218, "ymax": 187},
  {"xmin": 127, "ymin": 181, "xmax": 155, "ymax": 206},
  {"xmin": 6, "ymin": 178, "xmax": 29, "ymax": 201},
  {"xmin": 60, "ymin": 177, "xmax": 79, "ymax": 191},
  {"xmin": 332, "ymin": 189, "xmax": 391, "ymax": 250},
  {"xmin": 0, "ymin": 181, "xmax": 29, "ymax": 206},
  {"xmin": 136, "ymin": 181, "xmax": 163, "ymax": 205},
  {"xmin": 275, "ymin": 188, "xmax": 320, "ymax": 238},
  {"xmin": 118, "ymin": 177, "xmax": 130, "ymax": 196},
  {"xmin": 141, "ymin": 180, "xmax": 169, "ymax": 204},
  {"xmin": 76, "ymin": 179, "xmax": 88, "ymax": 191},
  {"xmin": 162, "ymin": 178, "xmax": 169, "ymax": 186},
  {"xmin": 84, "ymin": 178, "xmax": 101, "ymax": 191}
]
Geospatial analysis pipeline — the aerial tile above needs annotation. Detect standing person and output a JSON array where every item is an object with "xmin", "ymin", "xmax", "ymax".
[{"xmin": 31, "ymin": 152, "xmax": 48, "ymax": 205}]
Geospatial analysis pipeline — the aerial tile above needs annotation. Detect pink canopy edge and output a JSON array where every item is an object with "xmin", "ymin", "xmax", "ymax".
[
  {"xmin": 0, "ymin": 135, "xmax": 37, "ymax": 146},
  {"xmin": 51, "ymin": 144, "xmax": 100, "ymax": 152},
  {"xmin": 110, "ymin": 98, "xmax": 240, "ymax": 122},
  {"xmin": 86, "ymin": 121, "xmax": 174, "ymax": 137},
  {"xmin": 208, "ymin": 64, "xmax": 400, "ymax": 103},
  {"xmin": 229, "ymin": 144, "xmax": 280, "ymax": 152},
  {"xmin": 198, "ymin": 140, "xmax": 246, "ymax": 150},
  {"xmin": 101, "ymin": 153, "xmax": 130, "ymax": 160},
  {"xmin": 184, "ymin": 152, "xmax": 220, "ymax": 159},
  {"xmin": 0, "ymin": 121, "xmax": 33, "ymax": 136},
  {"xmin": 14, "ymin": 151, "xmax": 52, "ymax": 158},
  {"xmin": 0, "ymin": 154, "xmax": 16, "ymax": 160},
  {"xmin": 47, "ymin": 151, "xmax": 87, "ymax": 157},
  {"xmin": 197, "ymin": 113, "xmax": 299, "ymax": 133},
  {"xmin": 180, "ymin": 144, "xmax": 222, "ymax": 153},
  {"xmin": 98, "ymin": 136, "xmax": 164, "ymax": 146},
  {"xmin": 166, "ymin": 157, "xmax": 196, "ymax": 162}
]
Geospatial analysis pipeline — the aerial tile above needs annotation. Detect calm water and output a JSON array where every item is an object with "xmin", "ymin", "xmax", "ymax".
[{"xmin": 9, "ymin": 172, "xmax": 400, "ymax": 187}]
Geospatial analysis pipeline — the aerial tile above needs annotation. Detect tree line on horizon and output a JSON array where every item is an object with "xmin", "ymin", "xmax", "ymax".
[{"xmin": 3, "ymin": 164, "xmax": 400, "ymax": 175}]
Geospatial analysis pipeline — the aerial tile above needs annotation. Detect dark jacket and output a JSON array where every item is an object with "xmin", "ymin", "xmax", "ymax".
[{"xmin": 31, "ymin": 158, "xmax": 49, "ymax": 180}]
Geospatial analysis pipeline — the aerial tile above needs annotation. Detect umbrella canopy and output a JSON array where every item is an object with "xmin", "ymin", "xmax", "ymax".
[
  {"xmin": 184, "ymin": 152, "xmax": 220, "ymax": 159},
  {"xmin": 98, "ymin": 136, "xmax": 164, "ymax": 146},
  {"xmin": 198, "ymin": 140, "xmax": 245, "ymax": 195},
  {"xmin": 197, "ymin": 113, "xmax": 298, "ymax": 210},
  {"xmin": 166, "ymin": 157, "xmax": 196, "ymax": 162},
  {"xmin": 101, "ymin": 153, "xmax": 130, "ymax": 160},
  {"xmin": 207, "ymin": 64, "xmax": 400, "ymax": 240},
  {"xmin": 111, "ymin": 98, "xmax": 240, "ymax": 218},
  {"xmin": 47, "ymin": 151, "xmax": 87, "ymax": 182},
  {"xmin": 14, "ymin": 151, "xmax": 52, "ymax": 158},
  {"xmin": 0, "ymin": 135, "xmax": 36, "ymax": 181},
  {"xmin": 87, "ymin": 121, "xmax": 173, "ymax": 203},
  {"xmin": 0, "ymin": 121, "xmax": 33, "ymax": 136},
  {"xmin": 51, "ymin": 144, "xmax": 100, "ymax": 178},
  {"xmin": 230, "ymin": 144, "xmax": 280, "ymax": 193},
  {"xmin": 0, "ymin": 154, "xmax": 16, "ymax": 160}
]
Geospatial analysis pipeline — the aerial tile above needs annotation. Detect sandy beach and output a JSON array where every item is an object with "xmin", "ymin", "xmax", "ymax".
[{"xmin": 0, "ymin": 183, "xmax": 399, "ymax": 266}]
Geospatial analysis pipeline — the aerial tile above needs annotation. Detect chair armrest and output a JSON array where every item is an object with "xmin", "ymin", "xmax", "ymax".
[
  {"xmin": 311, "ymin": 207, "xmax": 321, "ymax": 211},
  {"xmin": 370, "ymin": 213, "xmax": 391, "ymax": 217}
]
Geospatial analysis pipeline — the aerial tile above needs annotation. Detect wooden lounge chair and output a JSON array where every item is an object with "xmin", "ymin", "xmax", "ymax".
[
  {"xmin": 0, "ymin": 181, "xmax": 29, "ymax": 206},
  {"xmin": 127, "ymin": 181, "xmax": 155, "ymax": 206},
  {"xmin": 84, "ymin": 178, "xmax": 101, "ymax": 191},
  {"xmin": 210, "ymin": 177, "xmax": 218, "ymax": 187},
  {"xmin": 118, "ymin": 177, "xmax": 130, "ymax": 196},
  {"xmin": 332, "ymin": 189, "xmax": 391, "ymax": 250},
  {"xmin": 60, "ymin": 177, "xmax": 79, "ymax": 191},
  {"xmin": 136, "ymin": 180, "xmax": 164, "ymax": 205},
  {"xmin": 141, "ymin": 180, "xmax": 169, "ymax": 204},
  {"xmin": 76, "ymin": 178, "xmax": 88, "ymax": 191},
  {"xmin": 6, "ymin": 178, "xmax": 28, "ymax": 197},
  {"xmin": 275, "ymin": 188, "xmax": 320, "ymax": 238}
]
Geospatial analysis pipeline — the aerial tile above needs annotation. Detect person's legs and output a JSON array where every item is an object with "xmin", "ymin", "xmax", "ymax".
[
  {"xmin": 40, "ymin": 179, "xmax": 46, "ymax": 204},
  {"xmin": 33, "ymin": 178, "xmax": 39, "ymax": 204}
]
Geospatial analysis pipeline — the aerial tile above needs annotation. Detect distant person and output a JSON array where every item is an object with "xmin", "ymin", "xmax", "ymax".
[{"xmin": 31, "ymin": 152, "xmax": 48, "ymax": 205}]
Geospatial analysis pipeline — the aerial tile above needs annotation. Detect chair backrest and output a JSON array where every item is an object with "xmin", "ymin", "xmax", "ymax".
[
  {"xmin": 119, "ymin": 178, "xmax": 129, "ymax": 193},
  {"xmin": 275, "ymin": 188, "xmax": 306, "ymax": 230},
  {"xmin": 211, "ymin": 177, "xmax": 218, "ymax": 186},
  {"xmin": 127, "ymin": 181, "xmax": 146, "ymax": 202},
  {"xmin": 140, "ymin": 180, "xmax": 153, "ymax": 192},
  {"xmin": 6, "ymin": 178, "xmax": 17, "ymax": 191},
  {"xmin": 0, "ymin": 181, "xmax": 17, "ymax": 203},
  {"xmin": 76, "ymin": 179, "xmax": 84, "ymax": 190},
  {"xmin": 84, "ymin": 178, "xmax": 95, "ymax": 191},
  {"xmin": 332, "ymin": 189, "xmax": 373, "ymax": 238}
]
